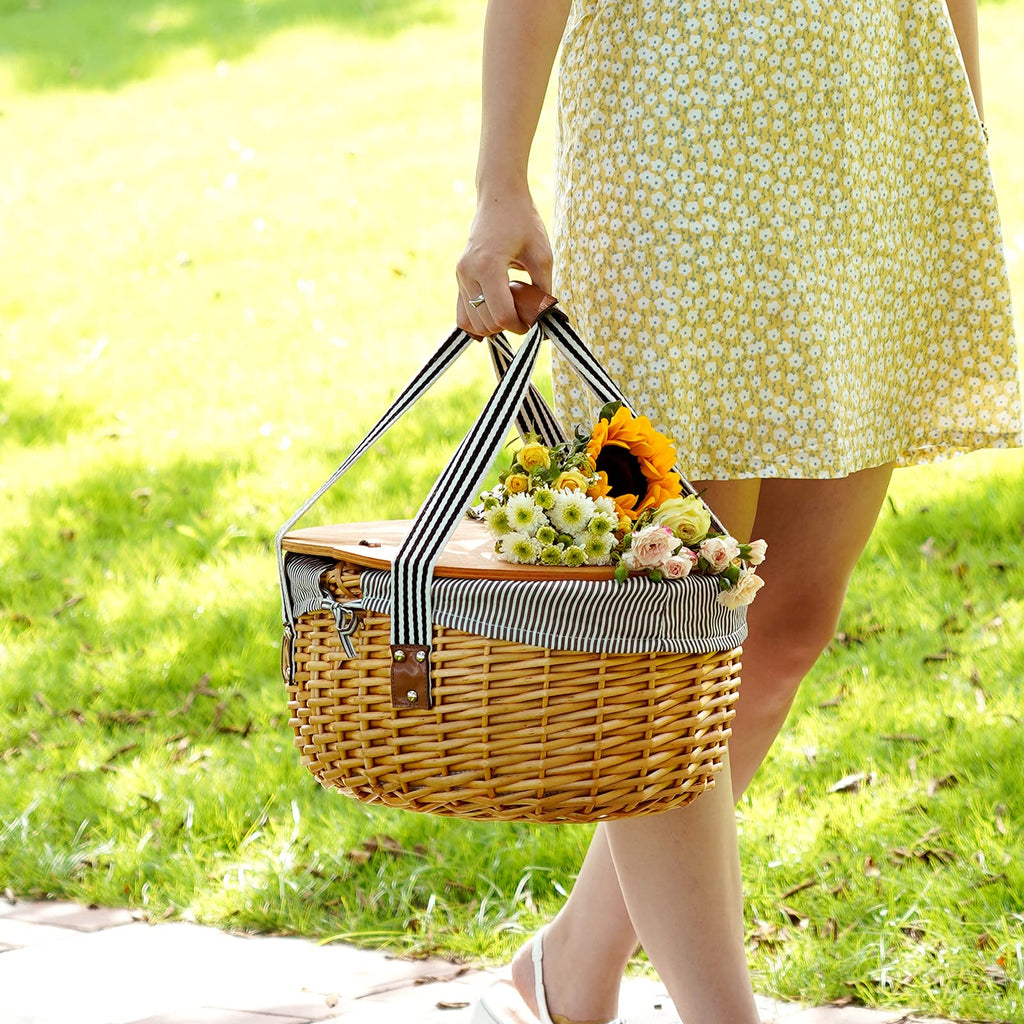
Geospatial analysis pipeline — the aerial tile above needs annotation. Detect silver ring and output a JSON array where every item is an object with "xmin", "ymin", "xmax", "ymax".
[{"xmin": 469, "ymin": 293, "xmax": 486, "ymax": 308}]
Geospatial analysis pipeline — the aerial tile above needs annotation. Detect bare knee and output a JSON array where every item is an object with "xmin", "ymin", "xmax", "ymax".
[{"xmin": 740, "ymin": 609, "xmax": 839, "ymax": 713}]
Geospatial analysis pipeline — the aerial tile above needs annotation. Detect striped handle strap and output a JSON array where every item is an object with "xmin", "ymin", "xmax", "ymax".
[
  {"xmin": 487, "ymin": 332, "xmax": 565, "ymax": 446},
  {"xmin": 387, "ymin": 325, "xmax": 544, "ymax": 706},
  {"xmin": 276, "ymin": 327, "xmax": 528, "ymax": 628},
  {"xmin": 387, "ymin": 308, "xmax": 725, "ymax": 707}
]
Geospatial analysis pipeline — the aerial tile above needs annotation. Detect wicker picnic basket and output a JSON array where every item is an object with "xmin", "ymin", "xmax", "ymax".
[{"xmin": 275, "ymin": 285, "xmax": 745, "ymax": 823}]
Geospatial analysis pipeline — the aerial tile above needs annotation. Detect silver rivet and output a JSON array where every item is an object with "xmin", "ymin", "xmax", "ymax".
[
  {"xmin": 415, "ymin": 650, "xmax": 426, "ymax": 663},
  {"xmin": 393, "ymin": 649, "xmax": 406, "ymax": 662},
  {"xmin": 406, "ymin": 689, "xmax": 418, "ymax": 703}
]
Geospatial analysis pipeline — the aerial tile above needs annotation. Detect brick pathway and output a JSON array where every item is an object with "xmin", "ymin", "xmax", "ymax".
[{"xmin": 0, "ymin": 898, "xmax": 955, "ymax": 1024}]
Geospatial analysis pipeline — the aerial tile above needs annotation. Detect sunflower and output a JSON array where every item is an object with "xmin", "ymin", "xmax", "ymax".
[{"xmin": 585, "ymin": 405, "xmax": 682, "ymax": 520}]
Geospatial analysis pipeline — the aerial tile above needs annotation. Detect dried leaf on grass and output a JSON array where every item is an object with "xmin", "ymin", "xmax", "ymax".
[
  {"xmin": 98, "ymin": 709, "xmax": 157, "ymax": 725},
  {"xmin": 100, "ymin": 743, "xmax": 139, "ymax": 772},
  {"xmin": 347, "ymin": 834, "xmax": 422, "ymax": 863},
  {"xmin": 832, "ymin": 623, "xmax": 886, "ymax": 647},
  {"xmin": 777, "ymin": 904, "xmax": 809, "ymax": 928},
  {"xmin": 50, "ymin": 594, "xmax": 85, "ymax": 617},
  {"xmin": 927, "ymin": 773, "xmax": 960, "ymax": 796},
  {"xmin": 748, "ymin": 919, "xmax": 790, "ymax": 948},
  {"xmin": 781, "ymin": 877, "xmax": 817, "ymax": 899},
  {"xmin": 890, "ymin": 846, "xmax": 955, "ymax": 867},
  {"xmin": 983, "ymin": 964, "xmax": 1008, "ymax": 988},
  {"xmin": 829, "ymin": 771, "xmax": 875, "ymax": 794},
  {"xmin": 169, "ymin": 673, "xmax": 217, "ymax": 718}
]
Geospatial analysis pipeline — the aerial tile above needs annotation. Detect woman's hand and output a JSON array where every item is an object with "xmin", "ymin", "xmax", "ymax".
[{"xmin": 456, "ymin": 189, "xmax": 553, "ymax": 337}]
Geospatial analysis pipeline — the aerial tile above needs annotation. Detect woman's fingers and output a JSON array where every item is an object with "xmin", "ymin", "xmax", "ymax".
[
  {"xmin": 455, "ymin": 193, "xmax": 553, "ymax": 335},
  {"xmin": 456, "ymin": 267, "xmax": 528, "ymax": 336},
  {"xmin": 456, "ymin": 280, "xmax": 491, "ymax": 337},
  {"xmin": 519, "ymin": 242, "xmax": 554, "ymax": 295}
]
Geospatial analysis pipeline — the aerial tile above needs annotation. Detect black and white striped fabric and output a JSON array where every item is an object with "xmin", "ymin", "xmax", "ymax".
[
  {"xmin": 488, "ymin": 332, "xmax": 565, "ymax": 446},
  {"xmin": 284, "ymin": 554, "xmax": 745, "ymax": 656},
  {"xmin": 277, "ymin": 305, "xmax": 737, "ymax": 675},
  {"xmin": 390, "ymin": 326, "xmax": 544, "ymax": 654}
]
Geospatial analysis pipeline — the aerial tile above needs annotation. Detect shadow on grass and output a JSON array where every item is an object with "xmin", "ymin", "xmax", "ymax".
[
  {"xmin": 0, "ymin": 0, "xmax": 453, "ymax": 93},
  {"xmin": 0, "ymin": 372, "xmax": 496, "ymax": 722},
  {"xmin": 0, "ymin": 380, "xmax": 99, "ymax": 448}
]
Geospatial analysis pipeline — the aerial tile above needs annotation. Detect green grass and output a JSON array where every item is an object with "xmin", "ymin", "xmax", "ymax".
[{"xmin": 2, "ymin": 2, "xmax": 1023, "ymax": 1021}]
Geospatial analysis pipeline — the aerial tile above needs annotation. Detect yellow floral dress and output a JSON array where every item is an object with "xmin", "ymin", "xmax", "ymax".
[{"xmin": 551, "ymin": 0, "xmax": 1024, "ymax": 479}]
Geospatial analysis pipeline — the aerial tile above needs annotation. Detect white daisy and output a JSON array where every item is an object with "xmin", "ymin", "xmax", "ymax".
[
  {"xmin": 563, "ymin": 545, "xmax": 587, "ymax": 568},
  {"xmin": 582, "ymin": 533, "xmax": 616, "ymax": 565},
  {"xmin": 586, "ymin": 511, "xmax": 617, "ymax": 536},
  {"xmin": 483, "ymin": 505, "xmax": 512, "ymax": 536},
  {"xmin": 539, "ymin": 544, "xmax": 563, "ymax": 566},
  {"xmin": 505, "ymin": 493, "xmax": 543, "ymax": 536},
  {"xmin": 498, "ymin": 532, "xmax": 542, "ymax": 564},
  {"xmin": 550, "ymin": 492, "xmax": 596, "ymax": 534},
  {"xmin": 536, "ymin": 524, "xmax": 557, "ymax": 545},
  {"xmin": 594, "ymin": 496, "xmax": 617, "ymax": 517},
  {"xmin": 533, "ymin": 487, "xmax": 556, "ymax": 511}
]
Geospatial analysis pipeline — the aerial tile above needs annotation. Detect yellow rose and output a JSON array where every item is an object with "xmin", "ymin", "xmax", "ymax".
[
  {"xmin": 505, "ymin": 473, "xmax": 530, "ymax": 494},
  {"xmin": 554, "ymin": 469, "xmax": 591, "ymax": 493},
  {"xmin": 517, "ymin": 442, "xmax": 551, "ymax": 472},
  {"xmin": 652, "ymin": 494, "xmax": 712, "ymax": 544}
]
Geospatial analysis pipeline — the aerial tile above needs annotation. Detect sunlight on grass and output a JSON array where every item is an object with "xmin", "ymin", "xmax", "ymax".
[{"xmin": 1, "ymin": 2, "xmax": 1022, "ymax": 1021}]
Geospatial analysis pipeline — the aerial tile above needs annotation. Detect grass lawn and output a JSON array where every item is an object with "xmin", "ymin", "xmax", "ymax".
[{"xmin": 2, "ymin": 1, "xmax": 1023, "ymax": 1020}]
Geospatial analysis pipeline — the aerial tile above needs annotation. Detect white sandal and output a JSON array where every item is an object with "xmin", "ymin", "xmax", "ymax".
[{"xmin": 470, "ymin": 927, "xmax": 627, "ymax": 1024}]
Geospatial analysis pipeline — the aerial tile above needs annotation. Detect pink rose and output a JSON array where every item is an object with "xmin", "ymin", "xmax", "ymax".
[
  {"xmin": 662, "ymin": 551, "xmax": 697, "ymax": 579},
  {"xmin": 625, "ymin": 524, "xmax": 681, "ymax": 569},
  {"xmin": 718, "ymin": 570, "xmax": 765, "ymax": 609},
  {"xmin": 746, "ymin": 538, "xmax": 767, "ymax": 566},
  {"xmin": 699, "ymin": 536, "xmax": 741, "ymax": 572}
]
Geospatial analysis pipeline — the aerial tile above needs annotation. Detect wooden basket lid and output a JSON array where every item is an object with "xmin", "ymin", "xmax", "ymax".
[{"xmin": 281, "ymin": 518, "xmax": 617, "ymax": 581}]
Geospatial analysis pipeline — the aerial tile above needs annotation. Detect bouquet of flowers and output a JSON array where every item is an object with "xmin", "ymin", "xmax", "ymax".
[{"xmin": 475, "ymin": 402, "xmax": 766, "ymax": 608}]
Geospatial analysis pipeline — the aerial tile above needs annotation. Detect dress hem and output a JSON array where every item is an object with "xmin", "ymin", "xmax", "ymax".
[{"xmin": 672, "ymin": 431, "xmax": 1024, "ymax": 482}]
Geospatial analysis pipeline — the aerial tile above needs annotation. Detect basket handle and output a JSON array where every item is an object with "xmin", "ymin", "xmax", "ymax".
[
  {"xmin": 388, "ymin": 303, "xmax": 726, "ymax": 708},
  {"xmin": 275, "ymin": 285, "xmax": 559, "ymax": 633}
]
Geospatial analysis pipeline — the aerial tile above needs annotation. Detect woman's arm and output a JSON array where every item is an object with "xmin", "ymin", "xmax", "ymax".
[
  {"xmin": 944, "ymin": 0, "xmax": 984, "ymax": 121},
  {"xmin": 455, "ymin": 0, "xmax": 571, "ymax": 336}
]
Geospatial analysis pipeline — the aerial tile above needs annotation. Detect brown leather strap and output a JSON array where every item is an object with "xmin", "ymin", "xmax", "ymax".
[
  {"xmin": 390, "ymin": 644, "xmax": 431, "ymax": 709},
  {"xmin": 467, "ymin": 281, "xmax": 558, "ymax": 338},
  {"xmin": 509, "ymin": 281, "xmax": 559, "ymax": 326}
]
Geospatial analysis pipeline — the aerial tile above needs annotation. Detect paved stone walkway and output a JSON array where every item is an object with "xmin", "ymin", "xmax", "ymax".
[{"xmin": 0, "ymin": 898, "xmax": 956, "ymax": 1024}]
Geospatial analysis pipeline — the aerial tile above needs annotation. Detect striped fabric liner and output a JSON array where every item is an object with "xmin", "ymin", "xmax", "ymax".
[{"xmin": 284, "ymin": 553, "xmax": 746, "ymax": 656}]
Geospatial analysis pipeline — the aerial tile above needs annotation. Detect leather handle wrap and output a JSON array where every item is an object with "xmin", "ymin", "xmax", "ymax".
[
  {"xmin": 468, "ymin": 281, "xmax": 559, "ymax": 338},
  {"xmin": 509, "ymin": 281, "xmax": 559, "ymax": 327}
]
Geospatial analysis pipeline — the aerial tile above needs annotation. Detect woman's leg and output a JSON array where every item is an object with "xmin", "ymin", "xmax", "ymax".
[
  {"xmin": 513, "ymin": 463, "xmax": 895, "ymax": 1022},
  {"xmin": 509, "ymin": 478, "xmax": 761, "ymax": 1022}
]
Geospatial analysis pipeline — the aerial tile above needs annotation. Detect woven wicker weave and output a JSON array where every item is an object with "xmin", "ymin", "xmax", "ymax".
[{"xmin": 285, "ymin": 562, "xmax": 742, "ymax": 823}]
